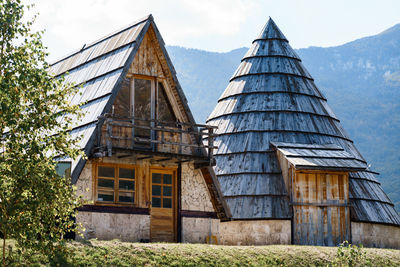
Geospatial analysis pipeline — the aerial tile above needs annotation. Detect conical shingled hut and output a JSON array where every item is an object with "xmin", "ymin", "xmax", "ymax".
[{"xmin": 207, "ymin": 18, "xmax": 400, "ymax": 247}]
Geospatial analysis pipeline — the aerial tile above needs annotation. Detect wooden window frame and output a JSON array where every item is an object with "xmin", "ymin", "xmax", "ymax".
[
  {"xmin": 94, "ymin": 163, "xmax": 137, "ymax": 206},
  {"xmin": 130, "ymin": 75, "xmax": 156, "ymax": 121},
  {"xmin": 150, "ymin": 168, "xmax": 175, "ymax": 209}
]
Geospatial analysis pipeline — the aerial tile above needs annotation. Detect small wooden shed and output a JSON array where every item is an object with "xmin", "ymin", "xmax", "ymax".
[
  {"xmin": 207, "ymin": 18, "xmax": 400, "ymax": 247},
  {"xmin": 271, "ymin": 142, "xmax": 366, "ymax": 245}
]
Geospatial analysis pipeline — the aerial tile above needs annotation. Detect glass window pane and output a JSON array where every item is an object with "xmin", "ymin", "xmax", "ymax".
[
  {"xmin": 97, "ymin": 191, "xmax": 114, "ymax": 202},
  {"xmin": 98, "ymin": 178, "xmax": 114, "ymax": 189},
  {"xmin": 152, "ymin": 197, "xmax": 161, "ymax": 207},
  {"xmin": 113, "ymin": 78, "xmax": 131, "ymax": 118},
  {"xmin": 56, "ymin": 162, "xmax": 71, "ymax": 178},
  {"xmin": 98, "ymin": 166, "xmax": 115, "ymax": 177},
  {"xmin": 163, "ymin": 186, "xmax": 172, "ymax": 196},
  {"xmin": 134, "ymin": 79, "xmax": 151, "ymax": 138},
  {"xmin": 163, "ymin": 174, "xmax": 172, "ymax": 185},
  {"xmin": 157, "ymin": 82, "xmax": 176, "ymax": 122},
  {"xmin": 152, "ymin": 173, "xmax": 162, "ymax": 184},
  {"xmin": 163, "ymin": 198, "xmax": 172, "ymax": 208},
  {"xmin": 152, "ymin": 185, "xmax": 161, "ymax": 196},
  {"xmin": 119, "ymin": 168, "xmax": 135, "ymax": 179},
  {"xmin": 119, "ymin": 180, "xmax": 134, "ymax": 191},
  {"xmin": 119, "ymin": 192, "xmax": 134, "ymax": 203}
]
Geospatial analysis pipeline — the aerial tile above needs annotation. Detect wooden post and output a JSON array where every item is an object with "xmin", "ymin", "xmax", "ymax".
[
  {"xmin": 160, "ymin": 124, "xmax": 165, "ymax": 153},
  {"xmin": 97, "ymin": 117, "xmax": 102, "ymax": 147},
  {"xmin": 208, "ymin": 128, "xmax": 214, "ymax": 164},
  {"xmin": 177, "ymin": 163, "xmax": 182, "ymax": 243},
  {"xmin": 131, "ymin": 118, "xmax": 135, "ymax": 149},
  {"xmin": 106, "ymin": 118, "xmax": 112, "ymax": 157},
  {"xmin": 179, "ymin": 126, "xmax": 183, "ymax": 155}
]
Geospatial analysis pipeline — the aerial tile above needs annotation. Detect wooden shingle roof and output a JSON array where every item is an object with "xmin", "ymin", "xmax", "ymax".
[
  {"xmin": 271, "ymin": 142, "xmax": 367, "ymax": 171},
  {"xmin": 207, "ymin": 18, "xmax": 400, "ymax": 225}
]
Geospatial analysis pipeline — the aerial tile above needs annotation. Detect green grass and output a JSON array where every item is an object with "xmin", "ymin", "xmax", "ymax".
[{"xmin": 2, "ymin": 239, "xmax": 400, "ymax": 266}]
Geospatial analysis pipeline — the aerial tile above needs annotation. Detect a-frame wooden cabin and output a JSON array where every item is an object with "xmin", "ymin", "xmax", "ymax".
[
  {"xmin": 49, "ymin": 15, "xmax": 230, "ymax": 243},
  {"xmin": 207, "ymin": 18, "xmax": 400, "ymax": 248}
]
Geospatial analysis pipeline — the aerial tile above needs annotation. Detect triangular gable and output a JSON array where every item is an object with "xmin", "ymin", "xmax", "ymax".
[{"xmin": 124, "ymin": 24, "xmax": 191, "ymax": 124}]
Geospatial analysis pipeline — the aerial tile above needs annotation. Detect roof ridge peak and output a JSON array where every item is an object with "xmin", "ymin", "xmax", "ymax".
[
  {"xmin": 49, "ymin": 14, "xmax": 152, "ymax": 66},
  {"xmin": 255, "ymin": 17, "xmax": 288, "ymax": 41}
]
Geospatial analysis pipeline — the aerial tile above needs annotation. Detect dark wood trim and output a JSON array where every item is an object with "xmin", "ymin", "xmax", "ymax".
[
  {"xmin": 348, "ymin": 176, "xmax": 380, "ymax": 185},
  {"xmin": 350, "ymin": 197, "xmax": 395, "ymax": 206},
  {"xmin": 230, "ymin": 217, "xmax": 291, "ymax": 221},
  {"xmin": 208, "ymin": 110, "xmax": 341, "ymax": 124},
  {"xmin": 78, "ymin": 205, "xmax": 149, "ymax": 215},
  {"xmin": 230, "ymin": 72, "xmax": 314, "ymax": 83},
  {"xmin": 177, "ymin": 164, "xmax": 182, "ymax": 243},
  {"xmin": 214, "ymin": 91, "xmax": 326, "ymax": 105},
  {"xmin": 252, "ymin": 37, "xmax": 288, "ymax": 43},
  {"xmin": 224, "ymin": 194, "xmax": 288, "ymax": 198},
  {"xmin": 214, "ymin": 129, "xmax": 354, "ymax": 143},
  {"xmin": 180, "ymin": 210, "xmax": 218, "ymax": 219},
  {"xmin": 241, "ymin": 54, "xmax": 300, "ymax": 62}
]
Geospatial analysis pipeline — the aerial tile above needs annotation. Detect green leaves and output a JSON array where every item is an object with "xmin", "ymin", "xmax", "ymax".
[{"xmin": 0, "ymin": 0, "xmax": 84, "ymax": 264}]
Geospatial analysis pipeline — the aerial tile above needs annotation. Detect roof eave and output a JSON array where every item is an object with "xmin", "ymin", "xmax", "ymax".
[{"xmin": 294, "ymin": 166, "xmax": 367, "ymax": 172}]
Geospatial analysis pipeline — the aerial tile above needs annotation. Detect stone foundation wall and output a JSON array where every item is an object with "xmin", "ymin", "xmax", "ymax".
[
  {"xmin": 351, "ymin": 222, "xmax": 400, "ymax": 249},
  {"xmin": 181, "ymin": 163, "xmax": 214, "ymax": 212},
  {"xmin": 181, "ymin": 217, "xmax": 220, "ymax": 243},
  {"xmin": 218, "ymin": 220, "xmax": 291, "ymax": 245},
  {"xmin": 76, "ymin": 212, "xmax": 150, "ymax": 242},
  {"xmin": 75, "ymin": 161, "xmax": 93, "ymax": 201}
]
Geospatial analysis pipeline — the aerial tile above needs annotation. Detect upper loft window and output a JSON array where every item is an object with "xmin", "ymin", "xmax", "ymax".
[
  {"xmin": 157, "ymin": 82, "xmax": 176, "ymax": 123},
  {"xmin": 113, "ymin": 77, "xmax": 176, "ymax": 124}
]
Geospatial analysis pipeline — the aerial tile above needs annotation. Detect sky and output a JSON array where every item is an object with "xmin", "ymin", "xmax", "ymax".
[{"xmin": 25, "ymin": 0, "xmax": 400, "ymax": 62}]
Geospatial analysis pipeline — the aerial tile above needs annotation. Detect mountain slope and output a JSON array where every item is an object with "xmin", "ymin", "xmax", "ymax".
[{"xmin": 166, "ymin": 23, "xmax": 400, "ymax": 211}]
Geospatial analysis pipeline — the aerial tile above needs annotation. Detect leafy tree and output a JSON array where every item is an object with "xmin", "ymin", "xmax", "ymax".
[{"xmin": 0, "ymin": 0, "xmax": 84, "ymax": 265}]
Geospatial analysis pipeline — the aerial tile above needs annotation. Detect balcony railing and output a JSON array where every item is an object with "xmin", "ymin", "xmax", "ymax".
[{"xmin": 95, "ymin": 113, "xmax": 217, "ymax": 164}]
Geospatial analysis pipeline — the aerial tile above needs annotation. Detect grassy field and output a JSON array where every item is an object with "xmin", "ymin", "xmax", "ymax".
[{"xmin": 2, "ymin": 239, "xmax": 400, "ymax": 266}]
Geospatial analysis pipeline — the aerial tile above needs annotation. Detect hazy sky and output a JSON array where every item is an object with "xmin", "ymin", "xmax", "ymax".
[{"xmin": 26, "ymin": 0, "xmax": 400, "ymax": 62}]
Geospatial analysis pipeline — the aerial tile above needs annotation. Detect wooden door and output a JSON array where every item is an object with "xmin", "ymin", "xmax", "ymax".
[
  {"xmin": 150, "ymin": 169, "xmax": 176, "ymax": 242},
  {"xmin": 292, "ymin": 171, "xmax": 350, "ymax": 246}
]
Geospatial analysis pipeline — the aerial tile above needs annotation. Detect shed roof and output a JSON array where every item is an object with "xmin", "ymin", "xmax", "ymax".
[
  {"xmin": 271, "ymin": 142, "xmax": 367, "ymax": 171},
  {"xmin": 207, "ymin": 18, "xmax": 400, "ymax": 225}
]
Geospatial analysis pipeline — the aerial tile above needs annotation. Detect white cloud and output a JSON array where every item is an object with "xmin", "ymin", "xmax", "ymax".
[
  {"xmin": 25, "ymin": 0, "xmax": 257, "ymax": 61},
  {"xmin": 23, "ymin": 0, "xmax": 400, "ymax": 62}
]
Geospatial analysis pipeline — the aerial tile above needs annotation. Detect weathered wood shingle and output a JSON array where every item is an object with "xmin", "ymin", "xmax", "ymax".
[{"xmin": 207, "ymin": 18, "xmax": 400, "ymax": 225}]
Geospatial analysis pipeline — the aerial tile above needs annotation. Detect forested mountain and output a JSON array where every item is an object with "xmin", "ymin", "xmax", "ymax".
[{"xmin": 166, "ymin": 23, "xmax": 400, "ymax": 210}]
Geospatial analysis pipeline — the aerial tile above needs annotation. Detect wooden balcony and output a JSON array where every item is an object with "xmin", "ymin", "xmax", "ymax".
[{"xmin": 93, "ymin": 114, "xmax": 217, "ymax": 165}]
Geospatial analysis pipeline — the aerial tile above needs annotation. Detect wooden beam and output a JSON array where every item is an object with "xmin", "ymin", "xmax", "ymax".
[
  {"xmin": 175, "ymin": 159, "xmax": 191, "ymax": 164},
  {"xmin": 155, "ymin": 158, "xmax": 172, "ymax": 162},
  {"xmin": 118, "ymin": 154, "xmax": 134, "ymax": 159},
  {"xmin": 180, "ymin": 210, "xmax": 218, "ymax": 219},
  {"xmin": 137, "ymin": 156, "xmax": 153, "ymax": 160},
  {"xmin": 78, "ymin": 205, "xmax": 149, "ymax": 215}
]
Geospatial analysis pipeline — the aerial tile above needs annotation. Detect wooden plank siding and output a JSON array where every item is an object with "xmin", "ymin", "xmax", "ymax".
[{"xmin": 292, "ymin": 171, "xmax": 350, "ymax": 246}]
